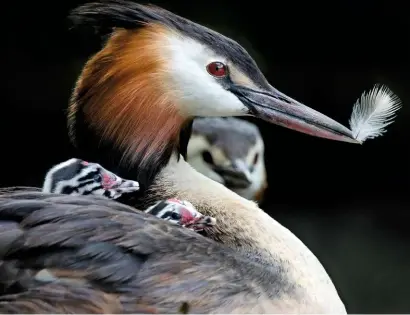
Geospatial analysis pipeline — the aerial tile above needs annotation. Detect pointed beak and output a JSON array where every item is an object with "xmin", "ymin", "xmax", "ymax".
[
  {"xmin": 230, "ymin": 84, "xmax": 360, "ymax": 144},
  {"xmin": 113, "ymin": 178, "xmax": 140, "ymax": 193},
  {"xmin": 186, "ymin": 215, "xmax": 217, "ymax": 232},
  {"xmin": 212, "ymin": 159, "xmax": 252, "ymax": 189}
]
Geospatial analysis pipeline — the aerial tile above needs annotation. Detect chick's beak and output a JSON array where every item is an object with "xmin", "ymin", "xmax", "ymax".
[
  {"xmin": 229, "ymin": 84, "xmax": 360, "ymax": 144},
  {"xmin": 212, "ymin": 159, "xmax": 252, "ymax": 189},
  {"xmin": 113, "ymin": 177, "xmax": 140, "ymax": 193},
  {"xmin": 185, "ymin": 215, "xmax": 217, "ymax": 231}
]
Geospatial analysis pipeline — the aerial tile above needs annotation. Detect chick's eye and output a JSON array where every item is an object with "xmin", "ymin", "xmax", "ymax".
[
  {"xmin": 253, "ymin": 153, "xmax": 259, "ymax": 165},
  {"xmin": 93, "ymin": 174, "xmax": 102, "ymax": 181},
  {"xmin": 202, "ymin": 150, "xmax": 215, "ymax": 165},
  {"xmin": 171, "ymin": 212, "xmax": 181, "ymax": 220},
  {"xmin": 206, "ymin": 61, "xmax": 227, "ymax": 77}
]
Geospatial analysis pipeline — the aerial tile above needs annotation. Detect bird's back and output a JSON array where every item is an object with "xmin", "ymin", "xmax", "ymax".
[{"xmin": 0, "ymin": 190, "xmax": 287, "ymax": 313}]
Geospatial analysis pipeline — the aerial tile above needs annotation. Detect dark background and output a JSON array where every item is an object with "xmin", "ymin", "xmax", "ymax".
[{"xmin": 3, "ymin": 0, "xmax": 409, "ymax": 312}]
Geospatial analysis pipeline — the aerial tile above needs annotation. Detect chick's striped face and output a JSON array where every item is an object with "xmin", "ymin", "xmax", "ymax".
[
  {"xmin": 80, "ymin": 161, "xmax": 125, "ymax": 197},
  {"xmin": 144, "ymin": 198, "xmax": 216, "ymax": 231},
  {"xmin": 43, "ymin": 158, "xmax": 140, "ymax": 199}
]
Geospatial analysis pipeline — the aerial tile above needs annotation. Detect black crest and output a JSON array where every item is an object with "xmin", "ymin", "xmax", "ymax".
[{"xmin": 69, "ymin": 0, "xmax": 269, "ymax": 87}]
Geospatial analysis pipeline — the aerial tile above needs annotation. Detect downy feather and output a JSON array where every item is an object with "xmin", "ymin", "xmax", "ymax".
[{"xmin": 349, "ymin": 84, "xmax": 402, "ymax": 143}]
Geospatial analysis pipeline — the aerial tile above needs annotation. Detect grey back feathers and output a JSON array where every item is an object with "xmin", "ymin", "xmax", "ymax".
[
  {"xmin": 0, "ymin": 190, "xmax": 292, "ymax": 313},
  {"xmin": 69, "ymin": 0, "xmax": 270, "ymax": 89}
]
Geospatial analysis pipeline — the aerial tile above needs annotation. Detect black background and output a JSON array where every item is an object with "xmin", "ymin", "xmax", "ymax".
[{"xmin": 3, "ymin": 0, "xmax": 409, "ymax": 312}]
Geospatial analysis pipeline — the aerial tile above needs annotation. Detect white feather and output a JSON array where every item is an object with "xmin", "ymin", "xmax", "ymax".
[{"xmin": 349, "ymin": 84, "xmax": 402, "ymax": 143}]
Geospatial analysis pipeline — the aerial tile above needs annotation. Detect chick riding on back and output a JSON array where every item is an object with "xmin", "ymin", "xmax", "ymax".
[
  {"xmin": 42, "ymin": 158, "xmax": 140, "ymax": 199},
  {"xmin": 42, "ymin": 158, "xmax": 216, "ymax": 232}
]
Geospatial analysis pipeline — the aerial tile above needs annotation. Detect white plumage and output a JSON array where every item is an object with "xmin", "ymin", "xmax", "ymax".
[{"xmin": 349, "ymin": 84, "xmax": 402, "ymax": 143}]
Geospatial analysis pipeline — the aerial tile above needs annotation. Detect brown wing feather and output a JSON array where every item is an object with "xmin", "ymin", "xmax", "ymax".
[{"xmin": 0, "ymin": 190, "xmax": 287, "ymax": 313}]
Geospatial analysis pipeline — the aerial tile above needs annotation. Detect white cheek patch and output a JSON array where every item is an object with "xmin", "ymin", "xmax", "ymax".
[
  {"xmin": 186, "ymin": 135, "xmax": 225, "ymax": 184},
  {"xmin": 161, "ymin": 31, "xmax": 248, "ymax": 117}
]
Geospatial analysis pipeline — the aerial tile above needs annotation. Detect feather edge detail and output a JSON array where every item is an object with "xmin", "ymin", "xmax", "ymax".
[{"xmin": 348, "ymin": 84, "xmax": 402, "ymax": 143}]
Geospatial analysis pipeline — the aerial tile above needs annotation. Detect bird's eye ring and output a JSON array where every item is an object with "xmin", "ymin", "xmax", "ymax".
[{"xmin": 206, "ymin": 61, "xmax": 228, "ymax": 78}]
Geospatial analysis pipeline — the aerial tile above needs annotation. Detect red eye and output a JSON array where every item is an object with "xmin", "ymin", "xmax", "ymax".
[{"xmin": 206, "ymin": 61, "xmax": 227, "ymax": 77}]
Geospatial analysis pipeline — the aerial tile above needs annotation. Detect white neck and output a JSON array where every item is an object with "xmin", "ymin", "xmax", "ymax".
[{"xmin": 150, "ymin": 154, "xmax": 346, "ymax": 313}]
